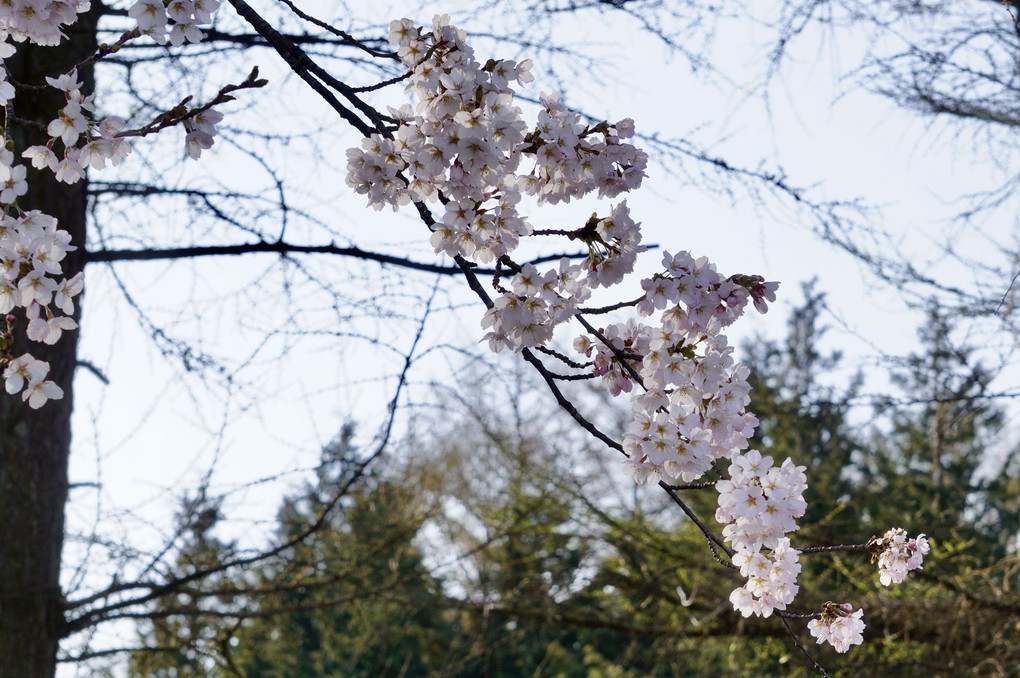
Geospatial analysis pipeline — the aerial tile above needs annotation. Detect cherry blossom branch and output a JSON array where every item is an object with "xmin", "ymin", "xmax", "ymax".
[
  {"xmin": 574, "ymin": 313, "xmax": 646, "ymax": 385},
  {"xmin": 660, "ymin": 481, "xmax": 736, "ymax": 564},
  {"xmin": 545, "ymin": 370, "xmax": 596, "ymax": 381},
  {"xmin": 799, "ymin": 544, "xmax": 870, "ymax": 554},
  {"xmin": 576, "ymin": 296, "xmax": 645, "ymax": 314},
  {"xmin": 115, "ymin": 67, "xmax": 267, "ymax": 139},
  {"xmin": 444, "ymin": 246, "xmax": 628, "ymax": 454},
  {"xmin": 224, "ymin": 0, "xmax": 389, "ymax": 134},
  {"xmin": 534, "ymin": 345, "xmax": 592, "ymax": 369},
  {"xmin": 274, "ymin": 0, "xmax": 398, "ymax": 59},
  {"xmin": 85, "ymin": 241, "xmax": 599, "ymax": 278},
  {"xmin": 666, "ymin": 480, "xmax": 718, "ymax": 490},
  {"xmin": 73, "ymin": 27, "xmax": 144, "ymax": 72},
  {"xmin": 84, "ymin": 241, "xmax": 466, "ymax": 274},
  {"xmin": 351, "ymin": 71, "xmax": 412, "ymax": 94},
  {"xmin": 329, "ymin": 14, "xmax": 929, "ymax": 663}
]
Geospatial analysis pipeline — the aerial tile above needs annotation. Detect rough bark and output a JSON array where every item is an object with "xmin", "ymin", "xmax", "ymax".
[{"xmin": 0, "ymin": 8, "xmax": 99, "ymax": 677}]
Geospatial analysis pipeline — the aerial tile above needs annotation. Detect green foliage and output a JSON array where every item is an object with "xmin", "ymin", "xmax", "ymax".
[{"xmin": 220, "ymin": 430, "xmax": 458, "ymax": 677}]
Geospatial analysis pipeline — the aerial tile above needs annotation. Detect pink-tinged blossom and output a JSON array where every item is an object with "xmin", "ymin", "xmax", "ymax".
[
  {"xmin": 18, "ymin": 270, "xmax": 58, "ymax": 307},
  {"xmin": 54, "ymin": 156, "xmax": 86, "ymax": 184},
  {"xmin": 169, "ymin": 19, "xmax": 203, "ymax": 46},
  {"xmin": 3, "ymin": 352, "xmax": 62, "ymax": 406},
  {"xmin": 129, "ymin": 0, "xmax": 166, "ymax": 30},
  {"xmin": 184, "ymin": 129, "xmax": 214, "ymax": 159},
  {"xmin": 166, "ymin": 0, "xmax": 195, "ymax": 23},
  {"xmin": 0, "ymin": 69, "xmax": 14, "ymax": 103},
  {"xmin": 872, "ymin": 528, "xmax": 931, "ymax": 585},
  {"xmin": 192, "ymin": 0, "xmax": 220, "ymax": 24}
]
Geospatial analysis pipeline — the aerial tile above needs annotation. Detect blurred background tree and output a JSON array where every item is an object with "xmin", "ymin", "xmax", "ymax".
[{"xmin": 126, "ymin": 291, "xmax": 1020, "ymax": 676}]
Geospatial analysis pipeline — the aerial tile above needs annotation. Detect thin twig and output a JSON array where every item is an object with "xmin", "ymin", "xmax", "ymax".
[{"xmin": 779, "ymin": 613, "xmax": 831, "ymax": 678}]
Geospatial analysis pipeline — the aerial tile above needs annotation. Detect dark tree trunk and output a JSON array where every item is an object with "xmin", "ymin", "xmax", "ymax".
[{"xmin": 0, "ymin": 9, "xmax": 99, "ymax": 677}]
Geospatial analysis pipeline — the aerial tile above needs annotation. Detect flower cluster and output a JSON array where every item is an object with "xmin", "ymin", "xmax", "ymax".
[
  {"xmin": 0, "ymin": 0, "xmax": 88, "ymax": 48},
  {"xmin": 346, "ymin": 15, "xmax": 648, "ymax": 352},
  {"xmin": 0, "ymin": 10, "xmax": 100, "ymax": 408},
  {"xmin": 0, "ymin": 204, "xmax": 83, "ymax": 407},
  {"xmin": 22, "ymin": 69, "xmax": 132, "ymax": 184},
  {"xmin": 718, "ymin": 452, "xmax": 808, "ymax": 616},
  {"xmin": 729, "ymin": 536, "xmax": 801, "ymax": 618},
  {"xmin": 574, "ymin": 316, "xmax": 645, "ymax": 396},
  {"xmin": 600, "ymin": 251, "xmax": 778, "ymax": 481},
  {"xmin": 569, "ymin": 249, "xmax": 801, "ymax": 619},
  {"xmin": 3, "ymin": 351, "xmax": 64, "ymax": 408},
  {"xmin": 483, "ymin": 260, "xmax": 585, "ymax": 351},
  {"xmin": 717, "ymin": 452, "xmax": 808, "ymax": 552},
  {"xmin": 129, "ymin": 0, "xmax": 221, "ymax": 46},
  {"xmin": 183, "ymin": 107, "xmax": 224, "ymax": 159},
  {"xmin": 482, "ymin": 203, "xmax": 644, "ymax": 352},
  {"xmin": 808, "ymin": 602, "xmax": 866, "ymax": 653},
  {"xmin": 584, "ymin": 249, "xmax": 812, "ymax": 627},
  {"xmin": 519, "ymin": 94, "xmax": 645, "ymax": 205},
  {"xmin": 871, "ymin": 528, "xmax": 930, "ymax": 586},
  {"xmin": 351, "ymin": 15, "xmax": 646, "ymax": 217},
  {"xmin": 0, "ymin": 0, "xmax": 92, "ymax": 105}
]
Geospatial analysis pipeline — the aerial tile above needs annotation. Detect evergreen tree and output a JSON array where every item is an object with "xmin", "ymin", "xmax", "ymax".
[{"xmin": 223, "ymin": 429, "xmax": 457, "ymax": 678}]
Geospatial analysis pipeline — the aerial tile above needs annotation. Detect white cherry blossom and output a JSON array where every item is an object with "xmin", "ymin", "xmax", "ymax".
[{"xmin": 808, "ymin": 603, "xmax": 866, "ymax": 653}]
